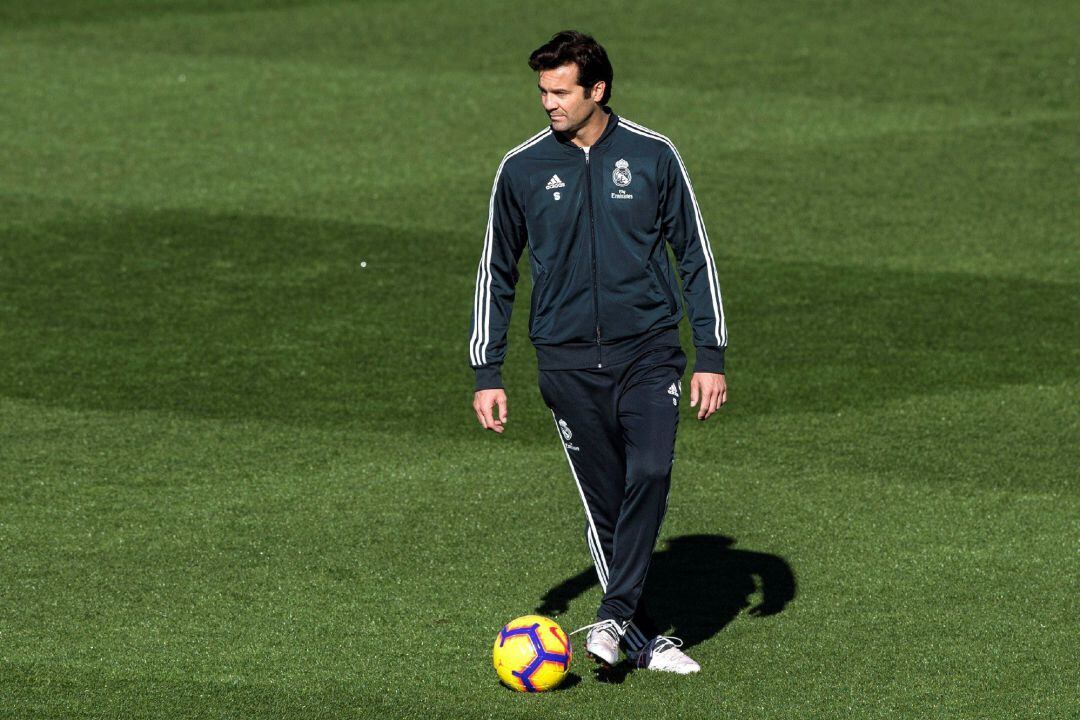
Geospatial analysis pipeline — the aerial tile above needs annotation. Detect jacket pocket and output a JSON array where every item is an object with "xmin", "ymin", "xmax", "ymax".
[
  {"xmin": 649, "ymin": 259, "xmax": 678, "ymax": 314},
  {"xmin": 529, "ymin": 269, "xmax": 549, "ymax": 335}
]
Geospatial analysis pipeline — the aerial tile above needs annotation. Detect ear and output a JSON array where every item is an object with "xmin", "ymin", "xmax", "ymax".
[{"xmin": 589, "ymin": 81, "xmax": 606, "ymax": 103}]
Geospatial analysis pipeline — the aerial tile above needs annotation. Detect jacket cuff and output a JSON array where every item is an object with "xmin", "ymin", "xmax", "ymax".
[
  {"xmin": 474, "ymin": 365, "xmax": 504, "ymax": 391},
  {"xmin": 692, "ymin": 346, "xmax": 726, "ymax": 374}
]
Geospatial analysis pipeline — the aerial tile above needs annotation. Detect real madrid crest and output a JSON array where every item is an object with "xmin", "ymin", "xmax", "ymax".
[{"xmin": 612, "ymin": 158, "xmax": 632, "ymax": 187}]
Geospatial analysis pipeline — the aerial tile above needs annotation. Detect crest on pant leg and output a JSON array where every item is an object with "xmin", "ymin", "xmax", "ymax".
[{"xmin": 558, "ymin": 418, "xmax": 580, "ymax": 451}]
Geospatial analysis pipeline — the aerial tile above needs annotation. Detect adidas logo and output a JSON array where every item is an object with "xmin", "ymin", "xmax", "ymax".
[
  {"xmin": 545, "ymin": 174, "xmax": 565, "ymax": 190},
  {"xmin": 667, "ymin": 382, "xmax": 680, "ymax": 397}
]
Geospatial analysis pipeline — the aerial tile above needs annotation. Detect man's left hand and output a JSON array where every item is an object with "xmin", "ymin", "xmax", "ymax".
[{"xmin": 689, "ymin": 372, "xmax": 727, "ymax": 421}]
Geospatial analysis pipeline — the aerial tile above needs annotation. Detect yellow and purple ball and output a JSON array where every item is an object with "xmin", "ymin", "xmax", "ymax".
[{"xmin": 493, "ymin": 615, "xmax": 572, "ymax": 692}]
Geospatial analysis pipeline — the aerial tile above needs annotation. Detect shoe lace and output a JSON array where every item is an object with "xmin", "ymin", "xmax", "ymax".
[
  {"xmin": 652, "ymin": 635, "xmax": 685, "ymax": 653},
  {"xmin": 570, "ymin": 619, "xmax": 625, "ymax": 642}
]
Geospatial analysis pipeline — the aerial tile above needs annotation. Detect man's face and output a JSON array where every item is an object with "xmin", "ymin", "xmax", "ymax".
[{"xmin": 537, "ymin": 63, "xmax": 604, "ymax": 134}]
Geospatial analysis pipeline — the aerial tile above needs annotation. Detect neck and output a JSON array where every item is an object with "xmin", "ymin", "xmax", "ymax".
[{"xmin": 567, "ymin": 107, "xmax": 609, "ymax": 148}]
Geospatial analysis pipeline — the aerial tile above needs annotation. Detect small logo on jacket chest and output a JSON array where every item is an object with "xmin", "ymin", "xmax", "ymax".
[
  {"xmin": 611, "ymin": 158, "xmax": 634, "ymax": 199},
  {"xmin": 612, "ymin": 158, "xmax": 632, "ymax": 187},
  {"xmin": 546, "ymin": 173, "xmax": 565, "ymax": 201}
]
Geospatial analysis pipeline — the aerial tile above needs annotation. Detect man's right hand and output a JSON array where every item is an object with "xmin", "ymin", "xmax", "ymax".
[{"xmin": 473, "ymin": 389, "xmax": 508, "ymax": 434}]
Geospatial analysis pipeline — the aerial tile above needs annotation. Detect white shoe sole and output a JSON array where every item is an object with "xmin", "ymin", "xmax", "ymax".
[
  {"xmin": 587, "ymin": 651, "xmax": 618, "ymax": 666},
  {"xmin": 646, "ymin": 663, "xmax": 700, "ymax": 674},
  {"xmin": 585, "ymin": 646, "xmax": 619, "ymax": 666}
]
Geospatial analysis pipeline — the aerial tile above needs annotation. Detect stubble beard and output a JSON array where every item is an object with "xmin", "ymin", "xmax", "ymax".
[{"xmin": 551, "ymin": 104, "xmax": 596, "ymax": 138}]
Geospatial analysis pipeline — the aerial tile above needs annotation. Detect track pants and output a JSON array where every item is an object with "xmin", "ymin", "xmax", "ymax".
[{"xmin": 538, "ymin": 345, "xmax": 686, "ymax": 656}]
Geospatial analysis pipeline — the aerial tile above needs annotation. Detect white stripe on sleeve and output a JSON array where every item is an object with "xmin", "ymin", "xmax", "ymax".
[
  {"xmin": 619, "ymin": 119, "xmax": 727, "ymax": 347},
  {"xmin": 470, "ymin": 128, "xmax": 551, "ymax": 366}
]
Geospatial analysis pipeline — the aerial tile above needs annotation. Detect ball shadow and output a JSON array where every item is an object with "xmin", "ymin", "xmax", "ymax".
[{"xmin": 497, "ymin": 672, "xmax": 581, "ymax": 693}]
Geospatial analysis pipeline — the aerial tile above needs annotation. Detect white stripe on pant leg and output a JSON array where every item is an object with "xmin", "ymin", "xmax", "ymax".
[
  {"xmin": 586, "ymin": 529, "xmax": 608, "ymax": 589},
  {"xmin": 551, "ymin": 411, "xmax": 612, "ymax": 588},
  {"xmin": 587, "ymin": 533, "xmax": 645, "ymax": 649},
  {"xmin": 585, "ymin": 526, "xmax": 646, "ymax": 646},
  {"xmin": 590, "ymin": 525, "xmax": 611, "ymax": 581},
  {"xmin": 584, "ymin": 519, "xmax": 610, "ymax": 584},
  {"xmin": 550, "ymin": 411, "xmax": 649, "ymax": 651},
  {"xmin": 624, "ymin": 470, "xmax": 672, "ymax": 654},
  {"xmin": 583, "ymin": 509, "xmax": 648, "ymax": 648}
]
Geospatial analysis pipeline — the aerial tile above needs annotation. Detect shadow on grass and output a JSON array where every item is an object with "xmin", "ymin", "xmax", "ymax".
[
  {"xmin": 1, "ymin": 203, "xmax": 1076, "ymax": 433},
  {"xmin": 498, "ymin": 672, "xmax": 581, "ymax": 693},
  {"xmin": 537, "ymin": 534, "xmax": 796, "ymax": 661},
  {"xmin": 0, "ymin": 0, "xmax": 329, "ymax": 29}
]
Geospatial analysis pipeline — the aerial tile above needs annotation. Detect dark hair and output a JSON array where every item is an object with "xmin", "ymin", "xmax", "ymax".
[{"xmin": 528, "ymin": 30, "xmax": 613, "ymax": 105}]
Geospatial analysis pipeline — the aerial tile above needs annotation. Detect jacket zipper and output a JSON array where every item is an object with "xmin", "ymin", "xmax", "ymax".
[{"xmin": 584, "ymin": 147, "xmax": 602, "ymax": 368}]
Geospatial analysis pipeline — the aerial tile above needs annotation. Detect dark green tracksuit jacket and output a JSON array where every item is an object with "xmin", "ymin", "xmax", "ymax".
[{"xmin": 468, "ymin": 111, "xmax": 727, "ymax": 389}]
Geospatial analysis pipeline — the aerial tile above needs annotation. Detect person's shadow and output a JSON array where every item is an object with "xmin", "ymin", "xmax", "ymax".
[{"xmin": 536, "ymin": 534, "xmax": 796, "ymax": 674}]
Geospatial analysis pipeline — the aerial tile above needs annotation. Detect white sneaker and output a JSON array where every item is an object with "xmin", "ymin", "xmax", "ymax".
[
  {"xmin": 637, "ymin": 636, "xmax": 700, "ymax": 674},
  {"xmin": 570, "ymin": 619, "xmax": 625, "ymax": 666}
]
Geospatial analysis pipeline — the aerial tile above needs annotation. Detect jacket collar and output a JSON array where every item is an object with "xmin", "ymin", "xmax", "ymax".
[{"xmin": 552, "ymin": 107, "xmax": 619, "ymax": 153}]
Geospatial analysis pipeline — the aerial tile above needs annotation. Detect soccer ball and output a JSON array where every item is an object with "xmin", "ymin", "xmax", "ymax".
[{"xmin": 493, "ymin": 615, "xmax": 572, "ymax": 692}]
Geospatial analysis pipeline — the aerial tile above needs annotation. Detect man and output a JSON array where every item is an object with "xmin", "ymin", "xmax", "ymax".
[{"xmin": 469, "ymin": 30, "xmax": 727, "ymax": 674}]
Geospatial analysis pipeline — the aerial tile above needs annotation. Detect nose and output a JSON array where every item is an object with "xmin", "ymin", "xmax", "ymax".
[{"xmin": 542, "ymin": 95, "xmax": 559, "ymax": 113}]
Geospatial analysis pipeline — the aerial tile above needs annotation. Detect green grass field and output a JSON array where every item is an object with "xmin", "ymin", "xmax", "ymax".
[{"xmin": 1, "ymin": 1, "xmax": 1077, "ymax": 717}]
